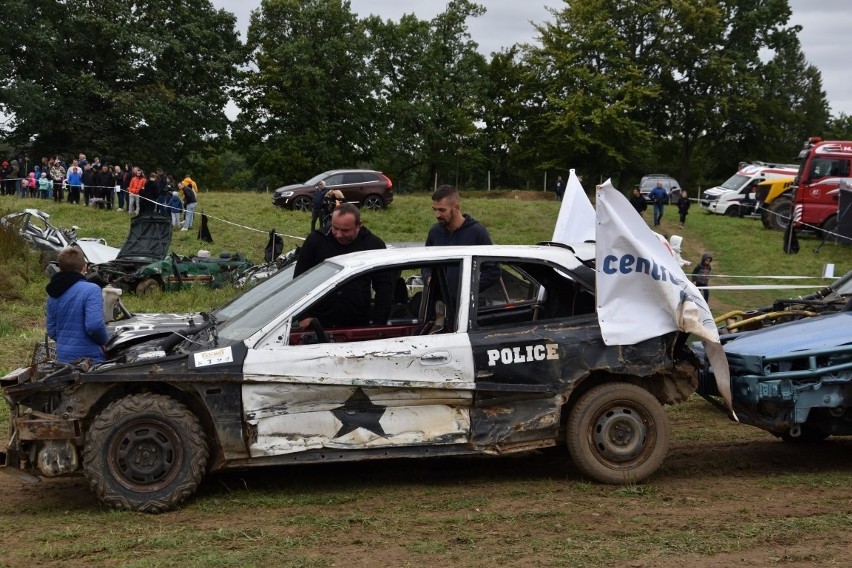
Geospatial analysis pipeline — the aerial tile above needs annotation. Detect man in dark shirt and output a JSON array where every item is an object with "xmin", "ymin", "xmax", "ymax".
[
  {"xmin": 294, "ymin": 203, "xmax": 392, "ymax": 327},
  {"xmin": 630, "ymin": 187, "xmax": 648, "ymax": 216},
  {"xmin": 426, "ymin": 184, "xmax": 500, "ymax": 293}
]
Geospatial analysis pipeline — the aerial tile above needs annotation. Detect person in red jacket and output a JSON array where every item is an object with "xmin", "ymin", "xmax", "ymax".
[{"xmin": 127, "ymin": 167, "xmax": 145, "ymax": 216}]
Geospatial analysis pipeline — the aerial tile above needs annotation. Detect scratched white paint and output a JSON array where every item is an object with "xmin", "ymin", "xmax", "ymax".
[
  {"xmin": 245, "ymin": 385, "xmax": 472, "ymax": 457},
  {"xmin": 243, "ymin": 384, "xmax": 472, "ymax": 420},
  {"xmin": 242, "ymin": 333, "xmax": 476, "ymax": 389}
]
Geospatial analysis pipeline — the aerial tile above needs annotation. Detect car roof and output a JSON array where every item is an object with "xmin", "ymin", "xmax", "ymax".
[
  {"xmin": 321, "ymin": 169, "xmax": 383, "ymax": 176},
  {"xmin": 327, "ymin": 243, "xmax": 596, "ymax": 271}
]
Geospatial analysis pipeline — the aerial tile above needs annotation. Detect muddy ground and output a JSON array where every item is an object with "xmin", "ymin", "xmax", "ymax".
[{"xmin": 1, "ymin": 399, "xmax": 851, "ymax": 567}]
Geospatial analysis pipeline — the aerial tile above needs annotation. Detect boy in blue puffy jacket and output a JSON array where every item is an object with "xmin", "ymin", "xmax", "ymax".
[{"xmin": 46, "ymin": 247, "xmax": 110, "ymax": 363}]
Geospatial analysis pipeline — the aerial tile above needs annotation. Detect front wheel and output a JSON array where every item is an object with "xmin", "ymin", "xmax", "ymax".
[
  {"xmin": 292, "ymin": 196, "xmax": 312, "ymax": 212},
  {"xmin": 566, "ymin": 383, "xmax": 669, "ymax": 484},
  {"xmin": 83, "ymin": 394, "xmax": 209, "ymax": 513},
  {"xmin": 363, "ymin": 194, "xmax": 384, "ymax": 211}
]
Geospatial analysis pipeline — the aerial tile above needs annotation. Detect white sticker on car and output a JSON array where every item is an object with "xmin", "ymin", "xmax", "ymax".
[
  {"xmin": 486, "ymin": 344, "xmax": 559, "ymax": 367},
  {"xmin": 194, "ymin": 346, "xmax": 234, "ymax": 367}
]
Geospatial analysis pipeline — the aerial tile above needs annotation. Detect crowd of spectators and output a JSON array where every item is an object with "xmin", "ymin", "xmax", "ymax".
[{"xmin": 0, "ymin": 153, "xmax": 200, "ymax": 231}]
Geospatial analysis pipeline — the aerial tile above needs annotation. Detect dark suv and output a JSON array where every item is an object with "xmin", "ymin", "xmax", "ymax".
[
  {"xmin": 272, "ymin": 169, "xmax": 393, "ymax": 211},
  {"xmin": 639, "ymin": 174, "xmax": 682, "ymax": 204}
]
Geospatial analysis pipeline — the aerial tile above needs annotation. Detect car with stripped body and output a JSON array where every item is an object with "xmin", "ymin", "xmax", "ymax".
[
  {"xmin": 697, "ymin": 269, "xmax": 852, "ymax": 441},
  {"xmin": 1, "ymin": 208, "xmax": 119, "ymax": 267},
  {"xmin": 1, "ymin": 244, "xmax": 699, "ymax": 512}
]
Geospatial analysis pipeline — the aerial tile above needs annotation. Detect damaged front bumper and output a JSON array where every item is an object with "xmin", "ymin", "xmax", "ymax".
[{"xmin": 2, "ymin": 362, "xmax": 86, "ymax": 482}]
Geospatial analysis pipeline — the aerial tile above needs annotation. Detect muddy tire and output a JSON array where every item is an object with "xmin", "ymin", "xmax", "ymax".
[
  {"xmin": 566, "ymin": 383, "xmax": 669, "ymax": 484},
  {"xmin": 135, "ymin": 277, "xmax": 162, "ymax": 296},
  {"xmin": 292, "ymin": 196, "xmax": 312, "ymax": 212},
  {"xmin": 84, "ymin": 394, "xmax": 209, "ymax": 513},
  {"xmin": 767, "ymin": 198, "xmax": 792, "ymax": 231}
]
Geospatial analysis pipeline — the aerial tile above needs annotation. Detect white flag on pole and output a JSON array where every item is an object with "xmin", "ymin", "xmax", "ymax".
[
  {"xmin": 552, "ymin": 168, "xmax": 595, "ymax": 244},
  {"xmin": 594, "ymin": 180, "xmax": 735, "ymax": 414}
]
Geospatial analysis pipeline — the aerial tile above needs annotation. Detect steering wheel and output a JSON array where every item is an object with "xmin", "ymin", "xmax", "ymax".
[{"xmin": 306, "ymin": 318, "xmax": 330, "ymax": 344}]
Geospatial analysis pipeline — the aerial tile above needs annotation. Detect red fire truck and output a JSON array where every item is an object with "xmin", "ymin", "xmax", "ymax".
[{"xmin": 793, "ymin": 137, "xmax": 852, "ymax": 237}]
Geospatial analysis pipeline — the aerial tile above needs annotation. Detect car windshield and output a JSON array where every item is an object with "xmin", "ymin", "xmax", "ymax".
[
  {"xmin": 720, "ymin": 173, "xmax": 749, "ymax": 191},
  {"xmin": 217, "ymin": 262, "xmax": 342, "ymax": 341},
  {"xmin": 640, "ymin": 178, "xmax": 667, "ymax": 191},
  {"xmin": 304, "ymin": 173, "xmax": 326, "ymax": 186}
]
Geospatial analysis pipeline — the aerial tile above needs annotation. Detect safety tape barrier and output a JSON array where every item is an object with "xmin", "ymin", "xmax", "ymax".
[
  {"xmin": 754, "ymin": 202, "xmax": 848, "ymax": 242},
  {"xmin": 128, "ymin": 190, "xmax": 306, "ymax": 242},
  {"xmin": 1, "ymin": 181, "xmax": 306, "ymax": 242},
  {"xmin": 672, "ymin": 196, "xmax": 848, "ymax": 243},
  {"xmin": 711, "ymin": 274, "xmax": 836, "ymax": 280},
  {"xmin": 698, "ymin": 284, "xmax": 825, "ymax": 291}
]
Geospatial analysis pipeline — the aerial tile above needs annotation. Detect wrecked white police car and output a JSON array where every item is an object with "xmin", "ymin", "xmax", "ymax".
[{"xmin": 2, "ymin": 244, "xmax": 698, "ymax": 512}]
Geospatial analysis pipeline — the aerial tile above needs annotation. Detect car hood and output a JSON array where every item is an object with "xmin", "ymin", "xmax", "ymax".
[
  {"xmin": 77, "ymin": 239, "xmax": 120, "ymax": 264},
  {"xmin": 724, "ymin": 311, "xmax": 852, "ymax": 357},
  {"xmin": 115, "ymin": 215, "xmax": 173, "ymax": 263},
  {"xmin": 274, "ymin": 183, "xmax": 306, "ymax": 194},
  {"xmin": 106, "ymin": 311, "xmax": 205, "ymax": 351}
]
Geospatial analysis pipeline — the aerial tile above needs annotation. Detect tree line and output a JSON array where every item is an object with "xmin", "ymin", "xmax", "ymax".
[{"xmin": 2, "ymin": 0, "xmax": 850, "ymax": 194}]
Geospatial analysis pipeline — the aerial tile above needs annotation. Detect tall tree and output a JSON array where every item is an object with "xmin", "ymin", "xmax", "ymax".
[
  {"xmin": 366, "ymin": 1, "xmax": 488, "ymax": 190},
  {"xmin": 0, "ymin": 0, "xmax": 242, "ymax": 171},
  {"xmin": 526, "ymin": 0, "xmax": 663, "ymax": 189},
  {"xmin": 479, "ymin": 47, "xmax": 543, "ymax": 189},
  {"xmin": 236, "ymin": 0, "xmax": 376, "ymax": 185},
  {"xmin": 523, "ymin": 0, "xmax": 829, "ymax": 189}
]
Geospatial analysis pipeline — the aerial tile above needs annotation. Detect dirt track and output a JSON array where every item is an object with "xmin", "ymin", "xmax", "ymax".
[{"xmin": 2, "ymin": 401, "xmax": 851, "ymax": 567}]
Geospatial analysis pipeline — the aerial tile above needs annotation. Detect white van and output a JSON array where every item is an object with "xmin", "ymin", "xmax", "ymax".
[{"xmin": 699, "ymin": 162, "xmax": 798, "ymax": 216}]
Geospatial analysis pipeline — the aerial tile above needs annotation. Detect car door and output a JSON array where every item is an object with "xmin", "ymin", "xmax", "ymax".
[
  {"xmin": 340, "ymin": 172, "xmax": 366, "ymax": 202},
  {"xmin": 466, "ymin": 257, "xmax": 598, "ymax": 447},
  {"xmin": 239, "ymin": 258, "xmax": 477, "ymax": 458}
]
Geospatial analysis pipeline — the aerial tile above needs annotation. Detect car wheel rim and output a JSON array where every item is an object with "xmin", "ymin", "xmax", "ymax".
[
  {"xmin": 365, "ymin": 197, "xmax": 382, "ymax": 210},
  {"xmin": 591, "ymin": 404, "xmax": 649, "ymax": 464},
  {"xmin": 294, "ymin": 198, "xmax": 311, "ymax": 212},
  {"xmin": 109, "ymin": 420, "xmax": 182, "ymax": 492}
]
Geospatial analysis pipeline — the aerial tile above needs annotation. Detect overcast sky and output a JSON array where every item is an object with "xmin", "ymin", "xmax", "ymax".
[{"xmin": 213, "ymin": 0, "xmax": 852, "ymax": 117}]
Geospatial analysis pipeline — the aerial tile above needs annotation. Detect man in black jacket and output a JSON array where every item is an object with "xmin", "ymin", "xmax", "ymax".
[
  {"xmin": 426, "ymin": 184, "xmax": 500, "ymax": 293},
  {"xmin": 294, "ymin": 203, "xmax": 392, "ymax": 327},
  {"xmin": 630, "ymin": 187, "xmax": 648, "ymax": 216}
]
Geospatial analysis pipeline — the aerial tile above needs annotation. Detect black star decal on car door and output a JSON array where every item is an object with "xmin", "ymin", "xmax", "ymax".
[{"xmin": 331, "ymin": 387, "xmax": 387, "ymax": 438}]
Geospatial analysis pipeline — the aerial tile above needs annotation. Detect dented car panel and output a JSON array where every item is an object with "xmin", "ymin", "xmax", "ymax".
[
  {"xmin": 699, "ymin": 311, "xmax": 852, "ymax": 439},
  {"xmin": 2, "ymin": 244, "xmax": 699, "ymax": 512}
]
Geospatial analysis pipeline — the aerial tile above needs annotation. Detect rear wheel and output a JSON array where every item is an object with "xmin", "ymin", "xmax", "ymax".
[
  {"xmin": 292, "ymin": 196, "xmax": 312, "ymax": 212},
  {"xmin": 767, "ymin": 198, "xmax": 792, "ymax": 231},
  {"xmin": 820, "ymin": 215, "xmax": 841, "ymax": 244},
  {"xmin": 363, "ymin": 194, "xmax": 384, "ymax": 211},
  {"xmin": 567, "ymin": 383, "xmax": 669, "ymax": 484},
  {"xmin": 83, "ymin": 394, "xmax": 209, "ymax": 513}
]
